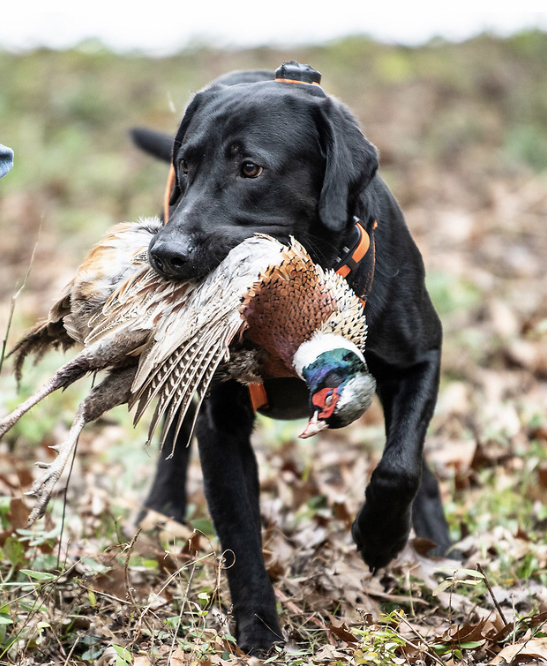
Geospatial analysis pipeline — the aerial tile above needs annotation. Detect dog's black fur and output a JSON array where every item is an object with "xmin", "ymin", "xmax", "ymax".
[{"xmin": 132, "ymin": 68, "xmax": 451, "ymax": 654}]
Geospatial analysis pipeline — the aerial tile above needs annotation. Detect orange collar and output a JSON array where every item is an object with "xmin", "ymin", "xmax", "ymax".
[
  {"xmin": 334, "ymin": 218, "xmax": 377, "ymax": 309},
  {"xmin": 275, "ymin": 78, "xmax": 322, "ymax": 87},
  {"xmin": 334, "ymin": 219, "xmax": 371, "ymax": 279},
  {"xmin": 163, "ymin": 163, "xmax": 176, "ymax": 223}
]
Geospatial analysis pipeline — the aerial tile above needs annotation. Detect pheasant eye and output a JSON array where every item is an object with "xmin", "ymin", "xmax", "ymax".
[
  {"xmin": 312, "ymin": 386, "xmax": 340, "ymax": 419},
  {"xmin": 240, "ymin": 161, "xmax": 263, "ymax": 178}
]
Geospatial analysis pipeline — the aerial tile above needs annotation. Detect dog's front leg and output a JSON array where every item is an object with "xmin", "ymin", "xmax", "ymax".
[
  {"xmin": 352, "ymin": 348, "xmax": 441, "ymax": 571},
  {"xmin": 140, "ymin": 404, "xmax": 196, "ymax": 524},
  {"xmin": 196, "ymin": 381, "xmax": 282, "ymax": 654}
]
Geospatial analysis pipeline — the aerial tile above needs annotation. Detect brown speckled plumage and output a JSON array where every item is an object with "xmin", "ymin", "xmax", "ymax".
[{"xmin": 241, "ymin": 241, "xmax": 367, "ymax": 375}]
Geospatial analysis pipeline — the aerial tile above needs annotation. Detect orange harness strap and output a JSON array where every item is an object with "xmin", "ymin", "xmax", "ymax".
[
  {"xmin": 163, "ymin": 163, "xmax": 176, "ymax": 224},
  {"xmin": 336, "ymin": 224, "xmax": 369, "ymax": 278},
  {"xmin": 335, "ymin": 220, "xmax": 375, "ymax": 309},
  {"xmin": 248, "ymin": 382, "xmax": 269, "ymax": 411}
]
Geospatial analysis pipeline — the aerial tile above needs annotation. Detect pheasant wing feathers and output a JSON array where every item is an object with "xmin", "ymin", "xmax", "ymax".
[
  {"xmin": 94, "ymin": 234, "xmax": 289, "ymax": 447},
  {"xmin": 8, "ymin": 218, "xmax": 164, "ymax": 383}
]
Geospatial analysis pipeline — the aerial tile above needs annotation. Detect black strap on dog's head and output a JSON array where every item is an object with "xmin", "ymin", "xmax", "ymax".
[
  {"xmin": 274, "ymin": 61, "xmax": 327, "ymax": 99},
  {"xmin": 275, "ymin": 61, "xmax": 322, "ymax": 86}
]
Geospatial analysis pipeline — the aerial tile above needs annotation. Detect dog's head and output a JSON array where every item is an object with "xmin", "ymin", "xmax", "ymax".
[{"xmin": 149, "ymin": 75, "xmax": 378, "ymax": 280}]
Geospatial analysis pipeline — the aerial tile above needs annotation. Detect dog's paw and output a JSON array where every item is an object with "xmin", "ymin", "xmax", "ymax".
[
  {"xmin": 351, "ymin": 505, "xmax": 412, "ymax": 573},
  {"xmin": 237, "ymin": 618, "xmax": 283, "ymax": 656}
]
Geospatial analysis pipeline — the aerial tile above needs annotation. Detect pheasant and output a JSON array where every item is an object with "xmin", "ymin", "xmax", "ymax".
[{"xmin": 0, "ymin": 217, "xmax": 376, "ymax": 523}]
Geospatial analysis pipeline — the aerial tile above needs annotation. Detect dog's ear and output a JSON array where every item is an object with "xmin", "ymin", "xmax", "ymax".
[
  {"xmin": 129, "ymin": 128, "xmax": 174, "ymax": 163},
  {"xmin": 316, "ymin": 100, "xmax": 379, "ymax": 232}
]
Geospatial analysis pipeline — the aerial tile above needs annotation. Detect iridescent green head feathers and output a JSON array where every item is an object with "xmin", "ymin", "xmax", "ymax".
[{"xmin": 293, "ymin": 332, "xmax": 376, "ymax": 438}]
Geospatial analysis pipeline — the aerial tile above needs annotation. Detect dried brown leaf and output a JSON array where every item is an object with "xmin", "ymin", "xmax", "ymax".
[
  {"xmin": 489, "ymin": 637, "xmax": 547, "ymax": 665},
  {"xmin": 327, "ymin": 622, "xmax": 358, "ymax": 644},
  {"xmin": 7, "ymin": 496, "xmax": 30, "ymax": 529}
]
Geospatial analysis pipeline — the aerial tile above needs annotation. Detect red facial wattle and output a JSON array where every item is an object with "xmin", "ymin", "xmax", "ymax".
[{"xmin": 311, "ymin": 387, "xmax": 340, "ymax": 420}]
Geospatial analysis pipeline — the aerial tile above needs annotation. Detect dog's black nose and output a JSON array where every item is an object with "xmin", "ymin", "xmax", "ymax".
[{"xmin": 149, "ymin": 238, "xmax": 193, "ymax": 280}]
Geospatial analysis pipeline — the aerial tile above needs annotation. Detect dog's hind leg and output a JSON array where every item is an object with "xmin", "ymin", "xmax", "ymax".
[
  {"xmin": 412, "ymin": 458, "xmax": 455, "ymax": 557},
  {"xmin": 138, "ymin": 402, "xmax": 196, "ymax": 525}
]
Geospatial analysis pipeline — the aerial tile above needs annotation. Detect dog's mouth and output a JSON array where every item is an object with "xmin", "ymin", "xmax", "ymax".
[
  {"xmin": 148, "ymin": 249, "xmax": 213, "ymax": 281},
  {"xmin": 148, "ymin": 221, "xmax": 314, "ymax": 282},
  {"xmin": 148, "ymin": 233, "xmax": 242, "ymax": 282}
]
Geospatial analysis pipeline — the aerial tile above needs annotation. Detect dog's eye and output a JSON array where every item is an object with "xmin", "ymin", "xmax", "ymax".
[
  {"xmin": 180, "ymin": 159, "xmax": 189, "ymax": 174},
  {"xmin": 240, "ymin": 162, "xmax": 263, "ymax": 178}
]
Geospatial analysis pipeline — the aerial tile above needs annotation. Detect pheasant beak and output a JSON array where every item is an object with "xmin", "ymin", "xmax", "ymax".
[{"xmin": 299, "ymin": 410, "xmax": 328, "ymax": 439}]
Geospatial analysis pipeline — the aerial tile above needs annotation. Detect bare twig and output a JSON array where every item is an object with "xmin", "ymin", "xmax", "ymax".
[
  {"xmin": 0, "ymin": 221, "xmax": 42, "ymax": 374},
  {"xmin": 168, "ymin": 558, "xmax": 197, "ymax": 664},
  {"xmin": 124, "ymin": 528, "xmax": 142, "ymax": 609},
  {"xmin": 123, "ymin": 528, "xmax": 154, "ymax": 640},
  {"xmin": 397, "ymin": 613, "xmax": 446, "ymax": 666},
  {"xmin": 139, "ymin": 549, "xmax": 216, "ymax": 616},
  {"xmin": 0, "ymin": 296, "xmax": 17, "ymax": 374},
  {"xmin": 62, "ymin": 635, "xmax": 80, "ymax": 665},
  {"xmin": 476, "ymin": 562, "xmax": 507, "ymax": 626},
  {"xmin": 56, "ymin": 436, "xmax": 81, "ymax": 569}
]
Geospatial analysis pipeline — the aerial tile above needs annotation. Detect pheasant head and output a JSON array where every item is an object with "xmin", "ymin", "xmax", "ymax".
[{"xmin": 293, "ymin": 333, "xmax": 376, "ymax": 438}]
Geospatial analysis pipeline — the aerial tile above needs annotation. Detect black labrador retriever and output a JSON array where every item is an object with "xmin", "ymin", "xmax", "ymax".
[{"xmin": 131, "ymin": 63, "xmax": 451, "ymax": 653}]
